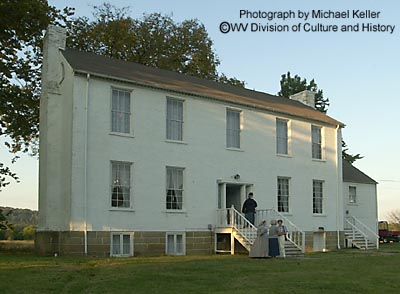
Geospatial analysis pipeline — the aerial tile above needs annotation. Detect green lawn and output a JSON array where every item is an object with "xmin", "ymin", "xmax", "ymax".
[{"xmin": 1, "ymin": 243, "xmax": 399, "ymax": 293}]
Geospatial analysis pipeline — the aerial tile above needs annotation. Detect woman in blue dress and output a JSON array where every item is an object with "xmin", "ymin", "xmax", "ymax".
[{"xmin": 268, "ymin": 219, "xmax": 280, "ymax": 257}]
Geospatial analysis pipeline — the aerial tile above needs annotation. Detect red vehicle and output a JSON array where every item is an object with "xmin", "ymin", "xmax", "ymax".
[{"xmin": 378, "ymin": 221, "xmax": 400, "ymax": 243}]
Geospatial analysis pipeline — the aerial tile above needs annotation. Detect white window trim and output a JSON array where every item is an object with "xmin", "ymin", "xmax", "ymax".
[
  {"xmin": 348, "ymin": 186, "xmax": 357, "ymax": 204},
  {"xmin": 110, "ymin": 87, "xmax": 134, "ymax": 136},
  {"xmin": 311, "ymin": 125, "xmax": 325, "ymax": 161},
  {"xmin": 165, "ymin": 232, "xmax": 186, "ymax": 256},
  {"xmin": 276, "ymin": 118, "xmax": 291, "ymax": 156},
  {"xmin": 312, "ymin": 180, "xmax": 324, "ymax": 215},
  {"xmin": 110, "ymin": 161, "xmax": 133, "ymax": 209},
  {"xmin": 166, "ymin": 96, "xmax": 185, "ymax": 142},
  {"xmin": 110, "ymin": 232, "xmax": 134, "ymax": 257},
  {"xmin": 226, "ymin": 108, "xmax": 242, "ymax": 150},
  {"xmin": 277, "ymin": 177, "xmax": 291, "ymax": 213},
  {"xmin": 166, "ymin": 166, "xmax": 185, "ymax": 211}
]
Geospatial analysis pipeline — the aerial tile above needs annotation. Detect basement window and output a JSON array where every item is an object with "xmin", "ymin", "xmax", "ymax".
[
  {"xmin": 166, "ymin": 232, "xmax": 185, "ymax": 255},
  {"xmin": 110, "ymin": 232, "xmax": 134, "ymax": 257}
]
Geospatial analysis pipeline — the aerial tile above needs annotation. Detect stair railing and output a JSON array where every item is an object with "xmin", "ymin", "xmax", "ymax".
[
  {"xmin": 216, "ymin": 207, "xmax": 305, "ymax": 253},
  {"xmin": 345, "ymin": 218, "xmax": 369, "ymax": 249},
  {"xmin": 216, "ymin": 206, "xmax": 257, "ymax": 244},
  {"xmin": 345, "ymin": 216, "xmax": 379, "ymax": 249},
  {"xmin": 256, "ymin": 209, "xmax": 305, "ymax": 253}
]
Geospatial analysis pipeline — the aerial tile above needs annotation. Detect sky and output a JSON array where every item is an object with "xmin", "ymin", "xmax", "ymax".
[{"xmin": 1, "ymin": 0, "xmax": 399, "ymax": 220}]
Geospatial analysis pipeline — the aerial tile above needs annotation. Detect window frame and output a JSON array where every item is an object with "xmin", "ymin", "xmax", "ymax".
[
  {"xmin": 110, "ymin": 232, "xmax": 134, "ymax": 257},
  {"xmin": 349, "ymin": 186, "xmax": 357, "ymax": 204},
  {"xmin": 166, "ymin": 97, "xmax": 184, "ymax": 142},
  {"xmin": 311, "ymin": 125, "xmax": 323, "ymax": 160},
  {"xmin": 277, "ymin": 177, "xmax": 290, "ymax": 213},
  {"xmin": 166, "ymin": 232, "xmax": 186, "ymax": 256},
  {"xmin": 226, "ymin": 108, "xmax": 242, "ymax": 149},
  {"xmin": 111, "ymin": 87, "xmax": 132, "ymax": 135},
  {"xmin": 110, "ymin": 161, "xmax": 133, "ymax": 209},
  {"xmin": 166, "ymin": 166, "xmax": 185, "ymax": 211},
  {"xmin": 312, "ymin": 180, "xmax": 324, "ymax": 214},
  {"xmin": 276, "ymin": 118, "xmax": 289, "ymax": 155}
]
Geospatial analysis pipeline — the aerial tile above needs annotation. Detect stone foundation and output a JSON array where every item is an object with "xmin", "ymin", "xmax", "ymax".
[
  {"xmin": 36, "ymin": 230, "xmax": 344, "ymax": 256},
  {"xmin": 36, "ymin": 230, "xmax": 214, "ymax": 257},
  {"xmin": 304, "ymin": 231, "xmax": 342, "ymax": 252}
]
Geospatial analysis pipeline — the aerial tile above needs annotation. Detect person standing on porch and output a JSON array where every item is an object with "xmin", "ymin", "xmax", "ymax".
[
  {"xmin": 277, "ymin": 219, "xmax": 287, "ymax": 258},
  {"xmin": 241, "ymin": 192, "xmax": 257, "ymax": 225}
]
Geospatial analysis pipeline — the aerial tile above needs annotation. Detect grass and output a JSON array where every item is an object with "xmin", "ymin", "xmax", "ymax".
[{"xmin": 0, "ymin": 243, "xmax": 399, "ymax": 293}]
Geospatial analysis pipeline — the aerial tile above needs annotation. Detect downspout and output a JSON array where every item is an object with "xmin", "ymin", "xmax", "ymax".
[
  {"xmin": 335, "ymin": 124, "xmax": 341, "ymax": 250},
  {"xmin": 84, "ymin": 73, "xmax": 90, "ymax": 255}
]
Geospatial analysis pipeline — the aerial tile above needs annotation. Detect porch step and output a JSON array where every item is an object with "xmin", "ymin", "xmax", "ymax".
[
  {"xmin": 233, "ymin": 233, "xmax": 303, "ymax": 257},
  {"xmin": 232, "ymin": 230, "xmax": 252, "ymax": 252},
  {"xmin": 284, "ymin": 240, "xmax": 304, "ymax": 257},
  {"xmin": 344, "ymin": 229, "xmax": 377, "ymax": 250}
]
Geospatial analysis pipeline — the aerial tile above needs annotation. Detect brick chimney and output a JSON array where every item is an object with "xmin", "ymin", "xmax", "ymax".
[{"xmin": 290, "ymin": 90, "xmax": 315, "ymax": 109}]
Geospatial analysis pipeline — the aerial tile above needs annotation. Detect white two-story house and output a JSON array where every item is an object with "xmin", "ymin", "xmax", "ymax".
[{"xmin": 36, "ymin": 25, "xmax": 377, "ymax": 257}]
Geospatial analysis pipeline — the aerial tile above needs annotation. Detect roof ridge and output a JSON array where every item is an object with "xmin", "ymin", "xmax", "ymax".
[{"xmin": 61, "ymin": 48, "xmax": 344, "ymax": 127}]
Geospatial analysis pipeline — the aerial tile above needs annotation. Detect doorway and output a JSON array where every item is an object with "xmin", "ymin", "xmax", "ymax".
[
  {"xmin": 218, "ymin": 182, "xmax": 253, "ymax": 211},
  {"xmin": 226, "ymin": 184, "xmax": 242, "ymax": 210}
]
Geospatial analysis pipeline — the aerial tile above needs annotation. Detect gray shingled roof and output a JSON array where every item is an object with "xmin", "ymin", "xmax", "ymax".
[
  {"xmin": 343, "ymin": 160, "xmax": 377, "ymax": 184},
  {"xmin": 61, "ymin": 48, "xmax": 344, "ymax": 127}
]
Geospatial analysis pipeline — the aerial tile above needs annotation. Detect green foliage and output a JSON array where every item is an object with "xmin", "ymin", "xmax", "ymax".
[
  {"xmin": 0, "ymin": 207, "xmax": 37, "ymax": 240},
  {"xmin": 278, "ymin": 71, "xmax": 329, "ymax": 113},
  {"xmin": 0, "ymin": 208, "xmax": 12, "ymax": 231},
  {"xmin": 22, "ymin": 225, "xmax": 36, "ymax": 240},
  {"xmin": 342, "ymin": 141, "xmax": 363, "ymax": 164},
  {"xmin": 67, "ymin": 2, "xmax": 244, "ymax": 85},
  {"xmin": 0, "ymin": 0, "xmax": 74, "ymax": 186}
]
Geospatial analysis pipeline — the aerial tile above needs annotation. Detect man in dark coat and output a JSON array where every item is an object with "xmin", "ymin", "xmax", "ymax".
[{"xmin": 242, "ymin": 192, "xmax": 257, "ymax": 225}]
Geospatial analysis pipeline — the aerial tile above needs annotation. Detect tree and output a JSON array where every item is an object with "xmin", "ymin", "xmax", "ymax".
[
  {"xmin": 278, "ymin": 71, "xmax": 362, "ymax": 163},
  {"xmin": 342, "ymin": 141, "xmax": 363, "ymax": 164},
  {"xmin": 278, "ymin": 72, "xmax": 329, "ymax": 113},
  {"xmin": 388, "ymin": 209, "xmax": 400, "ymax": 224},
  {"xmin": 67, "ymin": 2, "xmax": 244, "ymax": 85},
  {"xmin": 0, "ymin": 0, "xmax": 74, "ymax": 187},
  {"xmin": 0, "ymin": 209, "xmax": 12, "ymax": 231},
  {"xmin": 22, "ymin": 225, "xmax": 36, "ymax": 240}
]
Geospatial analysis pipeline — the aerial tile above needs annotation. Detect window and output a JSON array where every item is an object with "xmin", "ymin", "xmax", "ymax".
[
  {"xmin": 313, "ymin": 180, "xmax": 324, "ymax": 214},
  {"xmin": 111, "ymin": 232, "xmax": 133, "ymax": 257},
  {"xmin": 166, "ymin": 233, "xmax": 185, "ymax": 255},
  {"xmin": 277, "ymin": 178, "xmax": 290, "ymax": 213},
  {"xmin": 166, "ymin": 98, "xmax": 183, "ymax": 141},
  {"xmin": 111, "ymin": 88, "xmax": 131, "ymax": 134},
  {"xmin": 166, "ymin": 167, "xmax": 184, "ymax": 210},
  {"xmin": 226, "ymin": 109, "xmax": 241, "ymax": 148},
  {"xmin": 312, "ymin": 125, "xmax": 322, "ymax": 159},
  {"xmin": 276, "ymin": 119, "xmax": 288, "ymax": 155},
  {"xmin": 349, "ymin": 186, "xmax": 357, "ymax": 204},
  {"xmin": 111, "ymin": 161, "xmax": 131, "ymax": 208}
]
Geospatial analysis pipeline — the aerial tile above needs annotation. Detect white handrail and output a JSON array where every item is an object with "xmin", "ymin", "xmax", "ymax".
[
  {"xmin": 216, "ymin": 207, "xmax": 306, "ymax": 253},
  {"xmin": 256, "ymin": 209, "xmax": 305, "ymax": 253},
  {"xmin": 345, "ymin": 216, "xmax": 379, "ymax": 249}
]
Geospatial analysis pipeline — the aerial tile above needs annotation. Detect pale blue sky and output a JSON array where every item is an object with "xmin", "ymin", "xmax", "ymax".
[{"xmin": 1, "ymin": 0, "xmax": 399, "ymax": 219}]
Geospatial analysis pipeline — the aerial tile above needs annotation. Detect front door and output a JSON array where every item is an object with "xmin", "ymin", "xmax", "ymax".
[
  {"xmin": 217, "ymin": 183, "xmax": 253, "ymax": 211},
  {"xmin": 226, "ymin": 184, "xmax": 242, "ymax": 210}
]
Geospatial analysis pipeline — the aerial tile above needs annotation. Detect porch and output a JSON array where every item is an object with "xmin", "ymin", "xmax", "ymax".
[{"xmin": 214, "ymin": 206, "xmax": 305, "ymax": 256}]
